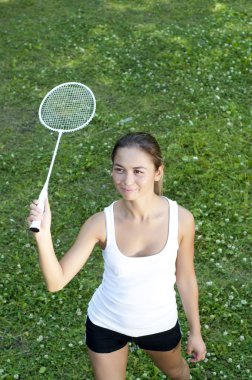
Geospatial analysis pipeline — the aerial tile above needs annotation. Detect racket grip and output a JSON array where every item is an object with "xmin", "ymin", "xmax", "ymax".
[{"xmin": 30, "ymin": 186, "xmax": 48, "ymax": 233}]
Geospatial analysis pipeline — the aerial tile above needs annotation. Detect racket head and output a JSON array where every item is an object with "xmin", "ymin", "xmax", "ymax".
[{"xmin": 38, "ymin": 82, "xmax": 96, "ymax": 133}]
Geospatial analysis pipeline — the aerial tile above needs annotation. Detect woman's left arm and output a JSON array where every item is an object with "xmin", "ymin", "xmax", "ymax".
[{"xmin": 176, "ymin": 206, "xmax": 206, "ymax": 363}]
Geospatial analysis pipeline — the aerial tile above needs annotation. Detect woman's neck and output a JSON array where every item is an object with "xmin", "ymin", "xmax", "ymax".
[{"xmin": 119, "ymin": 194, "xmax": 162, "ymax": 221}]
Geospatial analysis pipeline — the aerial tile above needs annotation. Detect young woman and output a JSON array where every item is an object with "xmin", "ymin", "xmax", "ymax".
[{"xmin": 28, "ymin": 132, "xmax": 206, "ymax": 380}]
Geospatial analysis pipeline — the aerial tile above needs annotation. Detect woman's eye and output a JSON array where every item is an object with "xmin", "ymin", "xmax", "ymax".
[
  {"xmin": 114, "ymin": 168, "xmax": 124, "ymax": 173},
  {"xmin": 134, "ymin": 170, "xmax": 143, "ymax": 174}
]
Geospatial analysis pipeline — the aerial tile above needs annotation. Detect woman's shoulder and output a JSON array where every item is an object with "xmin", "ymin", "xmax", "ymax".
[
  {"xmin": 177, "ymin": 203, "xmax": 195, "ymax": 237},
  {"xmin": 86, "ymin": 211, "xmax": 106, "ymax": 229},
  {"xmin": 165, "ymin": 197, "xmax": 194, "ymax": 223},
  {"xmin": 81, "ymin": 211, "xmax": 106, "ymax": 245},
  {"xmin": 177, "ymin": 204, "xmax": 194, "ymax": 221}
]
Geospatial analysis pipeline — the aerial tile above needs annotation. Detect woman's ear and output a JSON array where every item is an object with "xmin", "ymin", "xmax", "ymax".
[{"xmin": 154, "ymin": 165, "xmax": 164, "ymax": 181}]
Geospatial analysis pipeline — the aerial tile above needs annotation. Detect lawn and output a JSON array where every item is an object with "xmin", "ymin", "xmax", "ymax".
[{"xmin": 0, "ymin": 0, "xmax": 251, "ymax": 379}]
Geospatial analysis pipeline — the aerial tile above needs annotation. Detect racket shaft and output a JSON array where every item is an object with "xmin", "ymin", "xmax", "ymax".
[
  {"xmin": 45, "ymin": 131, "xmax": 62, "ymax": 186},
  {"xmin": 30, "ymin": 131, "xmax": 62, "ymax": 233},
  {"xmin": 30, "ymin": 185, "xmax": 48, "ymax": 233}
]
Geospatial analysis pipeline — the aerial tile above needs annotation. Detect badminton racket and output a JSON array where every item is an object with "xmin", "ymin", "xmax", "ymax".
[{"xmin": 30, "ymin": 82, "xmax": 96, "ymax": 232}]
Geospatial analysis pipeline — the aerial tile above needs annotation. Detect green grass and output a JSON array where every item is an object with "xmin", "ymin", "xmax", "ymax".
[{"xmin": 0, "ymin": 0, "xmax": 251, "ymax": 379}]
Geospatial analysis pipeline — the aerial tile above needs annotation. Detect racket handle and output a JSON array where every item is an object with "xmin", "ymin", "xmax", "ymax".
[{"xmin": 30, "ymin": 186, "xmax": 48, "ymax": 233}]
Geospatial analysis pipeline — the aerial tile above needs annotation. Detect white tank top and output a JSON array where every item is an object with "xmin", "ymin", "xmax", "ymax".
[{"xmin": 87, "ymin": 197, "xmax": 179, "ymax": 337}]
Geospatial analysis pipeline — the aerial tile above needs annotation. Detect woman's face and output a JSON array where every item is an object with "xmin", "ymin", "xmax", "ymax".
[{"xmin": 112, "ymin": 147, "xmax": 163, "ymax": 200}]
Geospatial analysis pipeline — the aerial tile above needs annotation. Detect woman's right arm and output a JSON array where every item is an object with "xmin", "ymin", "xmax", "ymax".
[{"xmin": 28, "ymin": 198, "xmax": 105, "ymax": 292}]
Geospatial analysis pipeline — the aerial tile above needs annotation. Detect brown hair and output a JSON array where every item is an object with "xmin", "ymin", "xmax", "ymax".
[{"xmin": 111, "ymin": 132, "xmax": 164, "ymax": 195}]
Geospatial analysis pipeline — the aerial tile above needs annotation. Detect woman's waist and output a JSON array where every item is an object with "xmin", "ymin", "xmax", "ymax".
[
  {"xmin": 89, "ymin": 284, "xmax": 177, "ymax": 314},
  {"xmin": 87, "ymin": 296, "xmax": 178, "ymax": 336}
]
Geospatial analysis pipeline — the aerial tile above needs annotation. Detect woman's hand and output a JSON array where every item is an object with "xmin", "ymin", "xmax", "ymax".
[
  {"xmin": 187, "ymin": 333, "xmax": 206, "ymax": 363},
  {"xmin": 28, "ymin": 198, "xmax": 51, "ymax": 235}
]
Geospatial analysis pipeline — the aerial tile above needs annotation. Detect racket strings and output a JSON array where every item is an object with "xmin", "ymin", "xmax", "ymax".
[{"xmin": 40, "ymin": 84, "xmax": 95, "ymax": 132}]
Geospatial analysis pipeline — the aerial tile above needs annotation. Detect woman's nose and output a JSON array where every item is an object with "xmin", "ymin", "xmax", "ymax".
[{"xmin": 124, "ymin": 172, "xmax": 134, "ymax": 185}]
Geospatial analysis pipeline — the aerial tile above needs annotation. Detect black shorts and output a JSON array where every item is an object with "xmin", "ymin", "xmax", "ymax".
[{"xmin": 85, "ymin": 316, "xmax": 182, "ymax": 353}]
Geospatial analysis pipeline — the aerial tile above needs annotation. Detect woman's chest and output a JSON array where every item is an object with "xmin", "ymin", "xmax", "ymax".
[{"xmin": 115, "ymin": 216, "xmax": 169, "ymax": 258}]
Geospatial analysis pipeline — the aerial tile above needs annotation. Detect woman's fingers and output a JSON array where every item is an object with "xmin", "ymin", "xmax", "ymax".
[
  {"xmin": 28, "ymin": 200, "xmax": 44, "ymax": 225},
  {"xmin": 28, "ymin": 198, "xmax": 51, "ymax": 232},
  {"xmin": 29, "ymin": 205, "xmax": 43, "ymax": 217},
  {"xmin": 187, "ymin": 334, "xmax": 206, "ymax": 363}
]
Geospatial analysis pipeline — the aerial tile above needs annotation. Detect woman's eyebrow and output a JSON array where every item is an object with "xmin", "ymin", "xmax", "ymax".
[
  {"xmin": 113, "ymin": 163, "xmax": 124, "ymax": 168},
  {"xmin": 113, "ymin": 163, "xmax": 147, "ymax": 169}
]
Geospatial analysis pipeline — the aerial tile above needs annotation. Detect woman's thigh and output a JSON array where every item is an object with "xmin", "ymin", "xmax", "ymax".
[
  {"xmin": 144, "ymin": 341, "xmax": 190, "ymax": 380},
  {"xmin": 87, "ymin": 344, "xmax": 129, "ymax": 380}
]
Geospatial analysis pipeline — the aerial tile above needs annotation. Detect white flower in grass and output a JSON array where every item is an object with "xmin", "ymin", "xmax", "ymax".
[
  {"xmin": 37, "ymin": 335, "xmax": 43, "ymax": 342},
  {"xmin": 223, "ymin": 331, "xmax": 228, "ymax": 336},
  {"xmin": 240, "ymin": 335, "xmax": 245, "ymax": 341},
  {"xmin": 228, "ymin": 358, "xmax": 232, "ymax": 363}
]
